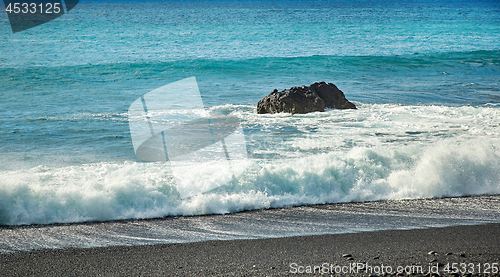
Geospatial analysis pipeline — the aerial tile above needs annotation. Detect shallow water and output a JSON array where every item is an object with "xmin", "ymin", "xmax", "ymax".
[{"xmin": 1, "ymin": 195, "xmax": 499, "ymax": 254}]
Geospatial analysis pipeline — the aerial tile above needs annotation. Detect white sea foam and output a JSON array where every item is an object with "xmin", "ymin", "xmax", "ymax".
[{"xmin": 1, "ymin": 104, "xmax": 500, "ymax": 226}]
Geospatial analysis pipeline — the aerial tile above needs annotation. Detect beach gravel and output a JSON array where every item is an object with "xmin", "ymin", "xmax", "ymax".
[{"xmin": 1, "ymin": 223, "xmax": 499, "ymax": 276}]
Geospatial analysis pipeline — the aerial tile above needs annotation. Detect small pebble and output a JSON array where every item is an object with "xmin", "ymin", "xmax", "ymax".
[
  {"xmin": 459, "ymin": 253, "xmax": 466, "ymax": 258},
  {"xmin": 429, "ymin": 259, "xmax": 438, "ymax": 263},
  {"xmin": 428, "ymin": 251, "xmax": 437, "ymax": 255},
  {"xmin": 342, "ymin": 254, "xmax": 352, "ymax": 258},
  {"xmin": 373, "ymin": 256, "xmax": 380, "ymax": 259},
  {"xmin": 347, "ymin": 257, "xmax": 354, "ymax": 260},
  {"xmin": 445, "ymin": 252, "xmax": 453, "ymax": 256}
]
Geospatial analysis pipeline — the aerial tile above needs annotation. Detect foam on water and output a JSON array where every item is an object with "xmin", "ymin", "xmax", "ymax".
[{"xmin": 1, "ymin": 104, "xmax": 499, "ymax": 226}]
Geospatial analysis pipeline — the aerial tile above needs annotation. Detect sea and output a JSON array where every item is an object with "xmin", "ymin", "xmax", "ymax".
[{"xmin": 0, "ymin": 0, "xmax": 499, "ymax": 253}]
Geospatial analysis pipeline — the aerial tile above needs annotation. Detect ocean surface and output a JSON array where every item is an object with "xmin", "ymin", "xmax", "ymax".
[{"xmin": 0, "ymin": 0, "xmax": 499, "ymax": 251}]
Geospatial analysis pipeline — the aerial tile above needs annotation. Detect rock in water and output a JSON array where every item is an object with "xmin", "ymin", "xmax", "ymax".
[{"xmin": 257, "ymin": 82, "xmax": 356, "ymax": 114}]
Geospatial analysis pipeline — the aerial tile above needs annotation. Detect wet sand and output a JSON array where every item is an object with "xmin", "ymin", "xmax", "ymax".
[{"xmin": 1, "ymin": 223, "xmax": 499, "ymax": 276}]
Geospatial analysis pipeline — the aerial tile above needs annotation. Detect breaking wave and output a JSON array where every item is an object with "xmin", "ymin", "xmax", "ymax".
[{"xmin": 1, "ymin": 104, "xmax": 499, "ymax": 226}]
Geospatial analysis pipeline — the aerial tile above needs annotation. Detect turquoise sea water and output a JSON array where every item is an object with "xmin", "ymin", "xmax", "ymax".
[{"xmin": 0, "ymin": 0, "xmax": 499, "ymax": 226}]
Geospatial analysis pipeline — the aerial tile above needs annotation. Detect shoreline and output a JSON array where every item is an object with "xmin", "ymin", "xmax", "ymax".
[
  {"xmin": 2, "ymin": 223, "xmax": 500, "ymax": 276},
  {"xmin": 1, "ymin": 194, "xmax": 498, "ymax": 231}
]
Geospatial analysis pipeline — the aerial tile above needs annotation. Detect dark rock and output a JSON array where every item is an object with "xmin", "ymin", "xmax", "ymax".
[{"xmin": 257, "ymin": 82, "xmax": 356, "ymax": 114}]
